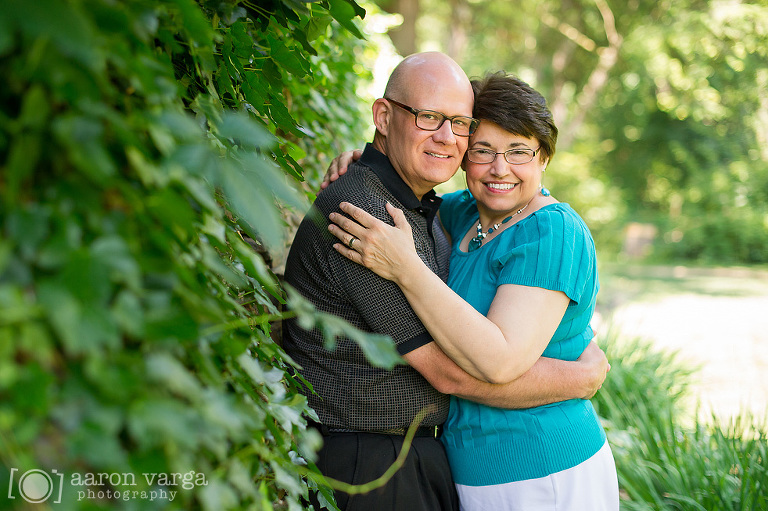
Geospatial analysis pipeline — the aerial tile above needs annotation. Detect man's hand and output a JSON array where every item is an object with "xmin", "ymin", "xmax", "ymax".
[
  {"xmin": 576, "ymin": 341, "xmax": 610, "ymax": 399},
  {"xmin": 321, "ymin": 149, "xmax": 363, "ymax": 189}
]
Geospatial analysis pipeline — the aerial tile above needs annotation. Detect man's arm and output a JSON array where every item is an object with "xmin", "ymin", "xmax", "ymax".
[{"xmin": 403, "ymin": 340, "xmax": 609, "ymax": 409}]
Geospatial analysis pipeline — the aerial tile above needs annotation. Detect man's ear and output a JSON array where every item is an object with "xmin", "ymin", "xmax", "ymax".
[{"xmin": 372, "ymin": 98, "xmax": 392, "ymax": 136}]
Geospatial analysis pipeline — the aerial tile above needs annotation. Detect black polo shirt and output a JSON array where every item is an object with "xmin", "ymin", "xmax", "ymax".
[{"xmin": 283, "ymin": 144, "xmax": 451, "ymax": 431}]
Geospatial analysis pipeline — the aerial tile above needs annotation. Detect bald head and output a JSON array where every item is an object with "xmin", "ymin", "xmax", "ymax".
[
  {"xmin": 384, "ymin": 52, "xmax": 473, "ymax": 105},
  {"xmin": 371, "ymin": 52, "xmax": 475, "ymax": 199}
]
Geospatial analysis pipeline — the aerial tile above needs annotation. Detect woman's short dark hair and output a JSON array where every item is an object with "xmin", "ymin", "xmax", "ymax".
[{"xmin": 471, "ymin": 72, "xmax": 558, "ymax": 162}]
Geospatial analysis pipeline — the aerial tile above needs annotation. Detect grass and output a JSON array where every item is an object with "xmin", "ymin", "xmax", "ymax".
[{"xmin": 594, "ymin": 331, "xmax": 768, "ymax": 510}]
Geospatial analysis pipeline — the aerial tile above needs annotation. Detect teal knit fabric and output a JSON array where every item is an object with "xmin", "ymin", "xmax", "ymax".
[{"xmin": 438, "ymin": 190, "xmax": 605, "ymax": 485}]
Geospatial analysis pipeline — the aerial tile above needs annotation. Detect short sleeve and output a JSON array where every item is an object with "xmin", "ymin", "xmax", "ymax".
[{"xmin": 493, "ymin": 205, "xmax": 596, "ymax": 305}]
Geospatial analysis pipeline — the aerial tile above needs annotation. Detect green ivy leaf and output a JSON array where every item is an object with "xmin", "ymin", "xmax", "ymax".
[
  {"xmin": 238, "ymin": 152, "xmax": 306, "ymax": 210},
  {"xmin": 262, "ymin": 57, "xmax": 285, "ymax": 90},
  {"xmin": 17, "ymin": 0, "xmax": 100, "ymax": 69},
  {"xmin": 10, "ymin": 363, "xmax": 54, "ymax": 415},
  {"xmin": 143, "ymin": 300, "xmax": 198, "ymax": 343},
  {"xmin": 37, "ymin": 280, "xmax": 120, "ymax": 355},
  {"xmin": 276, "ymin": 148, "xmax": 306, "ymax": 181},
  {"xmin": 18, "ymin": 321, "xmax": 55, "ymax": 368},
  {"xmin": 167, "ymin": 0, "xmax": 214, "ymax": 46},
  {"xmin": 5, "ymin": 134, "xmax": 42, "ymax": 204},
  {"xmin": 111, "ymin": 290, "xmax": 145, "ymax": 339},
  {"xmin": 327, "ymin": 0, "xmax": 365, "ymax": 39},
  {"xmin": 217, "ymin": 149, "xmax": 305, "ymax": 251},
  {"xmin": 52, "ymin": 115, "xmax": 117, "ymax": 182},
  {"xmin": 292, "ymin": 25, "xmax": 319, "ymax": 56},
  {"xmin": 271, "ymin": 462, "xmax": 308, "ymax": 500},
  {"xmin": 225, "ymin": 230, "xmax": 281, "ymax": 298},
  {"xmin": 268, "ymin": 35, "xmax": 308, "ymax": 78},
  {"xmin": 146, "ymin": 352, "xmax": 203, "ymax": 400},
  {"xmin": 268, "ymin": 99, "xmax": 304, "ymax": 137},
  {"xmin": 216, "ymin": 111, "xmax": 277, "ymax": 149},
  {"xmin": 146, "ymin": 187, "xmax": 198, "ymax": 244},
  {"xmin": 306, "ymin": 13, "xmax": 332, "ymax": 40},
  {"xmin": 199, "ymin": 478, "xmax": 239, "ymax": 511},
  {"xmin": 200, "ymin": 242, "xmax": 249, "ymax": 289},
  {"xmin": 91, "ymin": 236, "xmax": 142, "ymax": 291},
  {"xmin": 242, "ymin": 76, "xmax": 266, "ymax": 111},
  {"xmin": 155, "ymin": 110, "xmax": 203, "ymax": 142},
  {"xmin": 5, "ymin": 206, "xmax": 50, "ymax": 261},
  {"xmin": 127, "ymin": 398, "xmax": 202, "ymax": 450}
]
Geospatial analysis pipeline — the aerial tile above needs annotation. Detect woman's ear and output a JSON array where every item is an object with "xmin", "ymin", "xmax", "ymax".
[{"xmin": 372, "ymin": 98, "xmax": 392, "ymax": 136}]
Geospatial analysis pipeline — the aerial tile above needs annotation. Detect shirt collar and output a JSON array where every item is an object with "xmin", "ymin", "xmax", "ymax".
[{"xmin": 359, "ymin": 143, "xmax": 442, "ymax": 218}]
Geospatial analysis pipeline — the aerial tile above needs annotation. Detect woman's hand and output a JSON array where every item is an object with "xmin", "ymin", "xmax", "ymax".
[
  {"xmin": 328, "ymin": 202, "xmax": 423, "ymax": 284},
  {"xmin": 321, "ymin": 149, "xmax": 363, "ymax": 190}
]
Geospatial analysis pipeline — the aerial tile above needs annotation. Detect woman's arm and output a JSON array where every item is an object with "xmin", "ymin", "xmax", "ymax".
[{"xmin": 329, "ymin": 201, "xmax": 570, "ymax": 384}]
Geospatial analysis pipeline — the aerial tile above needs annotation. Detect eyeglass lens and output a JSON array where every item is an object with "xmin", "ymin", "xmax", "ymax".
[
  {"xmin": 415, "ymin": 111, "xmax": 475, "ymax": 136},
  {"xmin": 468, "ymin": 148, "xmax": 537, "ymax": 164}
]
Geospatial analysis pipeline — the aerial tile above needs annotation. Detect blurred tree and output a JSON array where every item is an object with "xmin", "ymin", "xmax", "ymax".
[{"xmin": 592, "ymin": 1, "xmax": 768, "ymax": 262}]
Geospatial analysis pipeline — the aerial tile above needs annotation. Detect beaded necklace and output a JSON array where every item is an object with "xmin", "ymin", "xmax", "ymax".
[{"xmin": 467, "ymin": 187, "xmax": 550, "ymax": 252}]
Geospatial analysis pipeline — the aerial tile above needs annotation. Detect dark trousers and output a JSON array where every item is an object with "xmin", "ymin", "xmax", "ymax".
[{"xmin": 309, "ymin": 432, "xmax": 459, "ymax": 511}]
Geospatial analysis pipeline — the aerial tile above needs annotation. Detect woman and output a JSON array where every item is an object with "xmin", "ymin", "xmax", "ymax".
[{"xmin": 326, "ymin": 72, "xmax": 619, "ymax": 510}]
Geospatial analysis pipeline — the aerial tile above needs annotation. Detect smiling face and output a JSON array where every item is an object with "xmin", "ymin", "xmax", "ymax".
[
  {"xmin": 372, "ymin": 53, "xmax": 474, "ymax": 199},
  {"xmin": 464, "ymin": 121, "xmax": 548, "ymax": 226}
]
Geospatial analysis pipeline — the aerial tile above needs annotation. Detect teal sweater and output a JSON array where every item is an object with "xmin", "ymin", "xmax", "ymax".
[{"xmin": 438, "ymin": 190, "xmax": 606, "ymax": 485}]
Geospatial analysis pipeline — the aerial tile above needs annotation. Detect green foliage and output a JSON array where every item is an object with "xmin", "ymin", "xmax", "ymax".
[
  {"xmin": 0, "ymin": 0, "xmax": 397, "ymax": 509},
  {"xmin": 593, "ymin": 332, "xmax": 768, "ymax": 510},
  {"xmin": 211, "ymin": 0, "xmax": 373, "ymax": 191},
  {"xmin": 655, "ymin": 204, "xmax": 768, "ymax": 264},
  {"xmin": 584, "ymin": 2, "xmax": 768, "ymax": 264}
]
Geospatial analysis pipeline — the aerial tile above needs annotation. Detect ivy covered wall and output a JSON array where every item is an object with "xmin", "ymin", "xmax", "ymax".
[{"xmin": 0, "ymin": 1, "xmax": 391, "ymax": 509}]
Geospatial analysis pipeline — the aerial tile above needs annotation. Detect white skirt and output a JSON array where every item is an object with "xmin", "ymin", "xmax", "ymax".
[{"xmin": 455, "ymin": 441, "xmax": 619, "ymax": 511}]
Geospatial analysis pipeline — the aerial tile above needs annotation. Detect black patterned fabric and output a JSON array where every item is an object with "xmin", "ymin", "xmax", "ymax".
[{"xmin": 283, "ymin": 144, "xmax": 451, "ymax": 431}]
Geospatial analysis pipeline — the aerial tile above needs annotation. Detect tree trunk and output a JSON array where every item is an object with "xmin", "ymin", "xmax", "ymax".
[
  {"xmin": 447, "ymin": 0, "xmax": 471, "ymax": 63},
  {"xmin": 385, "ymin": 0, "xmax": 420, "ymax": 56}
]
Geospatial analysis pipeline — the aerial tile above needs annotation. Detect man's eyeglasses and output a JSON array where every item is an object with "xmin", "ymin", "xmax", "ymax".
[
  {"xmin": 466, "ymin": 146, "xmax": 541, "ymax": 165},
  {"xmin": 385, "ymin": 98, "xmax": 479, "ymax": 137}
]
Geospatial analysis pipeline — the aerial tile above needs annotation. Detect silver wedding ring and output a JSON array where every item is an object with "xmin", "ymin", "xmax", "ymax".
[{"xmin": 348, "ymin": 236, "xmax": 357, "ymax": 248}]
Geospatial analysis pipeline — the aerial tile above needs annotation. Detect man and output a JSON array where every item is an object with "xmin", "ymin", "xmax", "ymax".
[{"xmin": 283, "ymin": 52, "xmax": 608, "ymax": 510}]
